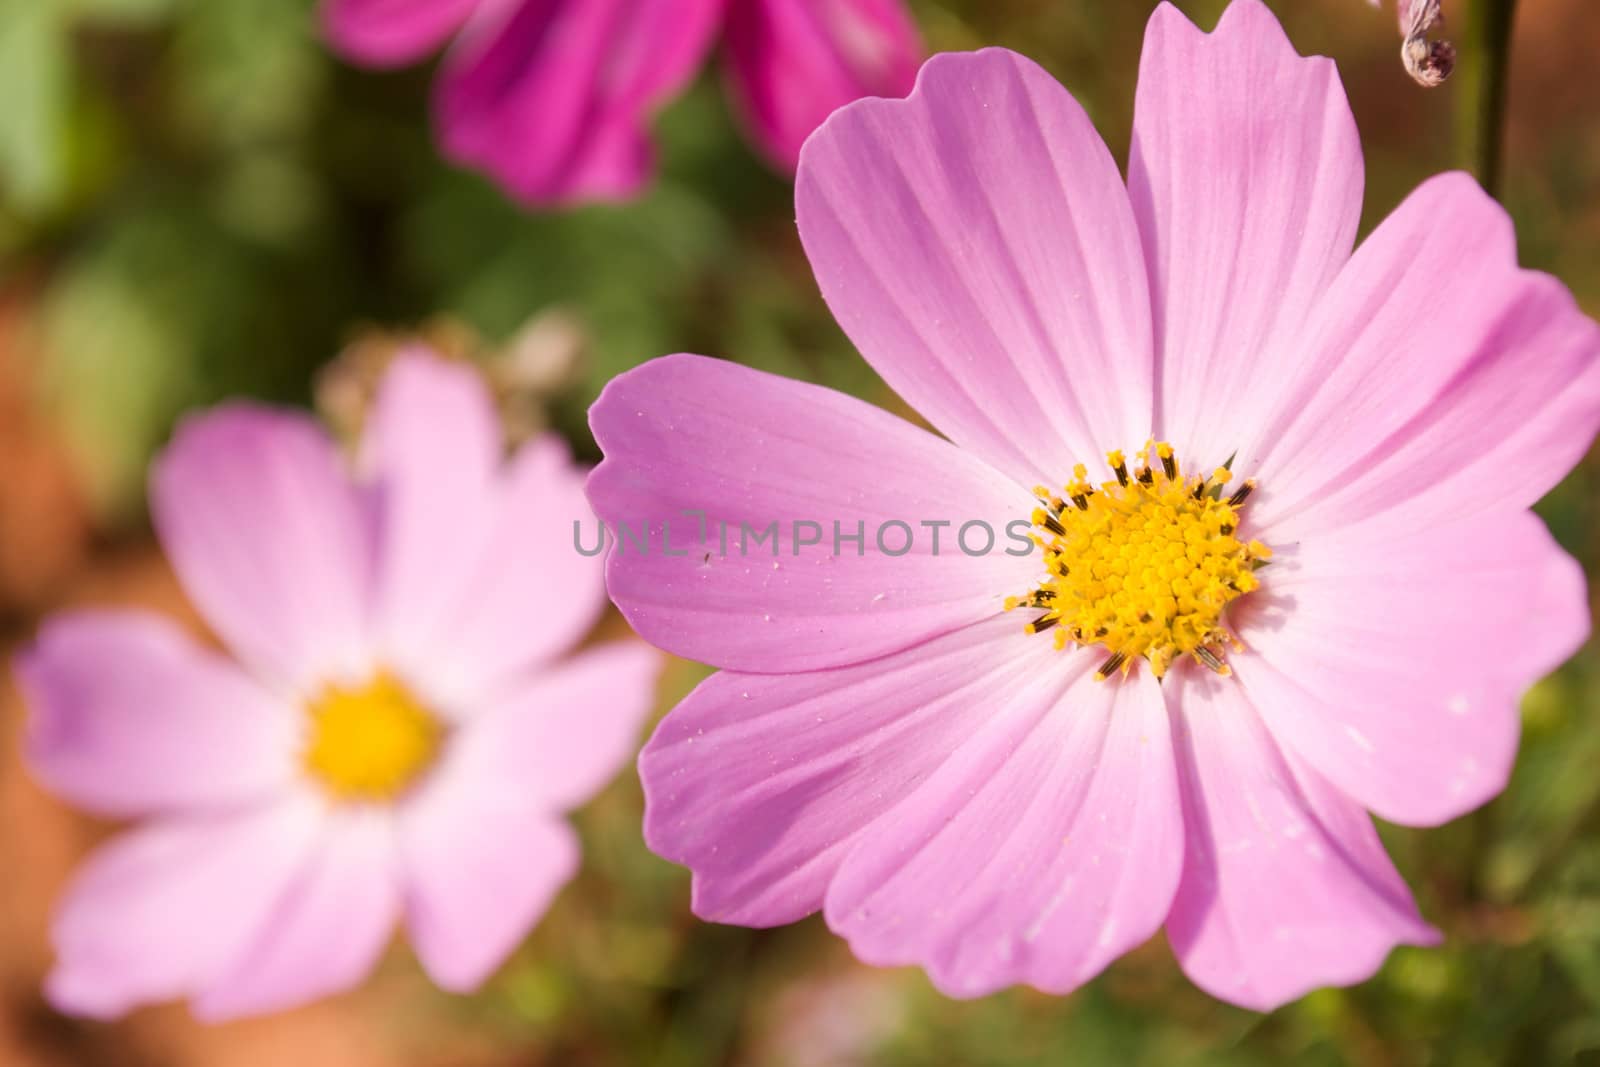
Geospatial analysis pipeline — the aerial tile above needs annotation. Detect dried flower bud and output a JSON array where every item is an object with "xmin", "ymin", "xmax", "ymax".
[
  {"xmin": 315, "ymin": 311, "xmax": 589, "ymax": 449},
  {"xmin": 1398, "ymin": 0, "xmax": 1455, "ymax": 86}
]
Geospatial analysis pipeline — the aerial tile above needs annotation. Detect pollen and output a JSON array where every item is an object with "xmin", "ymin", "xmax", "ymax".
[
  {"xmin": 302, "ymin": 671, "xmax": 443, "ymax": 801},
  {"xmin": 1005, "ymin": 441, "xmax": 1269, "ymax": 681}
]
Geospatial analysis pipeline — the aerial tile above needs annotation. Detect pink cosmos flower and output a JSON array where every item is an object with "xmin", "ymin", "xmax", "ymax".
[
  {"xmin": 16, "ymin": 352, "xmax": 659, "ymax": 1021},
  {"xmin": 586, "ymin": 0, "xmax": 1600, "ymax": 1010},
  {"xmin": 321, "ymin": 0, "xmax": 923, "ymax": 205}
]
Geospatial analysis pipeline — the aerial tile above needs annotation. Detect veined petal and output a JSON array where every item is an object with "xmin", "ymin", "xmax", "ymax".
[
  {"xmin": 194, "ymin": 808, "xmax": 401, "ymax": 1022},
  {"xmin": 1235, "ymin": 510, "xmax": 1588, "ymax": 827},
  {"xmin": 18, "ymin": 612, "xmax": 299, "ymax": 818},
  {"xmin": 641, "ymin": 616, "xmax": 1092, "ymax": 929},
  {"xmin": 45, "ymin": 796, "xmax": 324, "ymax": 1020},
  {"xmin": 1242, "ymin": 173, "xmax": 1600, "ymax": 540},
  {"xmin": 587, "ymin": 355, "xmax": 1037, "ymax": 673},
  {"xmin": 151, "ymin": 407, "xmax": 374, "ymax": 696},
  {"xmin": 796, "ymin": 48, "xmax": 1154, "ymax": 490},
  {"xmin": 823, "ymin": 658, "xmax": 1181, "ymax": 998},
  {"xmin": 1166, "ymin": 665, "xmax": 1438, "ymax": 1012},
  {"xmin": 436, "ymin": 0, "xmax": 723, "ymax": 205},
  {"xmin": 321, "ymin": 0, "xmax": 480, "ymax": 66},
  {"xmin": 1128, "ymin": 0, "xmax": 1363, "ymax": 475},
  {"xmin": 722, "ymin": 0, "xmax": 921, "ymax": 171}
]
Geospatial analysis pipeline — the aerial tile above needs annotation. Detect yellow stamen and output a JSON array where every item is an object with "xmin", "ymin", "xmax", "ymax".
[
  {"xmin": 1009, "ymin": 441, "xmax": 1269, "ymax": 680},
  {"xmin": 303, "ymin": 672, "xmax": 443, "ymax": 801}
]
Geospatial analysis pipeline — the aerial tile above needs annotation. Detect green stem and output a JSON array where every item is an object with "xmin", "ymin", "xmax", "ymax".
[{"xmin": 1453, "ymin": 0, "xmax": 1518, "ymax": 198}]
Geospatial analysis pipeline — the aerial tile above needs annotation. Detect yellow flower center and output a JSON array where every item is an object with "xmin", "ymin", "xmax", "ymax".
[
  {"xmin": 1006, "ymin": 441, "xmax": 1270, "ymax": 680},
  {"xmin": 302, "ymin": 672, "xmax": 443, "ymax": 801}
]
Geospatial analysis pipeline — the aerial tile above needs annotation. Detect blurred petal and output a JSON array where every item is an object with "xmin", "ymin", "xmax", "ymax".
[
  {"xmin": 401, "ymin": 792, "xmax": 577, "ymax": 992},
  {"xmin": 796, "ymin": 48, "xmax": 1153, "ymax": 491},
  {"xmin": 395, "ymin": 639, "xmax": 656, "ymax": 991},
  {"xmin": 362, "ymin": 352, "xmax": 502, "ymax": 702},
  {"xmin": 322, "ymin": 0, "xmax": 480, "ymax": 66},
  {"xmin": 152, "ymin": 408, "xmax": 374, "ymax": 695},
  {"xmin": 1236, "ymin": 510, "xmax": 1588, "ymax": 827},
  {"xmin": 587, "ymin": 355, "xmax": 1036, "ymax": 673},
  {"xmin": 723, "ymin": 0, "xmax": 921, "ymax": 170},
  {"xmin": 419, "ymin": 435, "xmax": 608, "ymax": 706},
  {"xmin": 436, "ymin": 0, "xmax": 724, "ymax": 205},
  {"xmin": 1127, "ymin": 0, "xmax": 1363, "ymax": 475},
  {"xmin": 46, "ymin": 796, "xmax": 323, "ymax": 1020},
  {"xmin": 446, "ymin": 641, "xmax": 660, "ymax": 812},
  {"xmin": 1166, "ymin": 665, "xmax": 1438, "ymax": 1012},
  {"xmin": 395, "ymin": 642, "xmax": 654, "ymax": 990},
  {"xmin": 194, "ymin": 809, "xmax": 401, "ymax": 1022},
  {"xmin": 1240, "ymin": 174, "xmax": 1600, "ymax": 540},
  {"xmin": 824, "ymin": 659, "xmax": 1181, "ymax": 998},
  {"xmin": 640, "ymin": 616, "xmax": 1080, "ymax": 927},
  {"xmin": 18, "ymin": 611, "xmax": 298, "ymax": 818}
]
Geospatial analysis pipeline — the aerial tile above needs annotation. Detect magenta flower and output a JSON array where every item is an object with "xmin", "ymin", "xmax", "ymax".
[
  {"xmin": 587, "ymin": 0, "xmax": 1600, "ymax": 1009},
  {"xmin": 16, "ymin": 352, "xmax": 659, "ymax": 1021},
  {"xmin": 321, "ymin": 0, "xmax": 923, "ymax": 205}
]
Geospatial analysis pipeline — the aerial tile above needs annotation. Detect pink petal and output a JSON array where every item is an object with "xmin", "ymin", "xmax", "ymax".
[
  {"xmin": 1239, "ymin": 173, "xmax": 1600, "ymax": 540},
  {"xmin": 722, "ymin": 0, "xmax": 921, "ymax": 171},
  {"xmin": 18, "ymin": 612, "xmax": 299, "ymax": 818},
  {"xmin": 436, "ymin": 0, "xmax": 724, "ymax": 206},
  {"xmin": 1127, "ymin": 0, "xmax": 1363, "ymax": 474},
  {"xmin": 152, "ymin": 408, "xmax": 374, "ymax": 695},
  {"xmin": 321, "ymin": 0, "xmax": 480, "ymax": 67},
  {"xmin": 824, "ymin": 658, "xmax": 1182, "ymax": 998},
  {"xmin": 194, "ymin": 809, "xmax": 401, "ymax": 1022},
  {"xmin": 1235, "ymin": 509, "xmax": 1588, "ymax": 827},
  {"xmin": 400, "ymin": 787, "xmax": 578, "ymax": 992},
  {"xmin": 395, "ymin": 641, "xmax": 655, "ymax": 990},
  {"xmin": 416, "ymin": 435, "xmax": 609, "ymax": 707},
  {"xmin": 362, "ymin": 351, "xmax": 501, "ymax": 705},
  {"xmin": 46, "ymin": 796, "xmax": 324, "ymax": 1020},
  {"xmin": 444, "ymin": 641, "xmax": 661, "ymax": 812},
  {"xmin": 1166, "ymin": 664, "xmax": 1439, "ymax": 1012},
  {"xmin": 586, "ymin": 354, "xmax": 1037, "ymax": 673},
  {"xmin": 640, "ymin": 616, "xmax": 1085, "ymax": 928},
  {"xmin": 795, "ymin": 48, "xmax": 1154, "ymax": 490}
]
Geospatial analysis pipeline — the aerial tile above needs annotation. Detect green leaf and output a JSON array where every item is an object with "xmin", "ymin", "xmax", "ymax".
[
  {"xmin": 66, "ymin": 0, "xmax": 176, "ymax": 25},
  {"xmin": 0, "ymin": 0, "xmax": 69, "ymax": 212}
]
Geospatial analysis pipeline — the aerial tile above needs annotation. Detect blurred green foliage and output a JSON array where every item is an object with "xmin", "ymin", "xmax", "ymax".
[{"xmin": 2, "ymin": 0, "xmax": 1599, "ymax": 1064}]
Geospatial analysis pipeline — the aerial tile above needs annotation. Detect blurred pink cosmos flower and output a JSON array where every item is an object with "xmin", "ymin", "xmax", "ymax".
[
  {"xmin": 321, "ymin": 0, "xmax": 922, "ymax": 205},
  {"xmin": 17, "ymin": 352, "xmax": 659, "ymax": 1021},
  {"xmin": 587, "ymin": 0, "xmax": 1600, "ymax": 1009}
]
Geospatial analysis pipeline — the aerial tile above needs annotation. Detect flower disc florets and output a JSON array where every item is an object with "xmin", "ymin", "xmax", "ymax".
[
  {"xmin": 1007, "ymin": 442, "xmax": 1270, "ymax": 680},
  {"xmin": 303, "ymin": 671, "xmax": 443, "ymax": 801}
]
